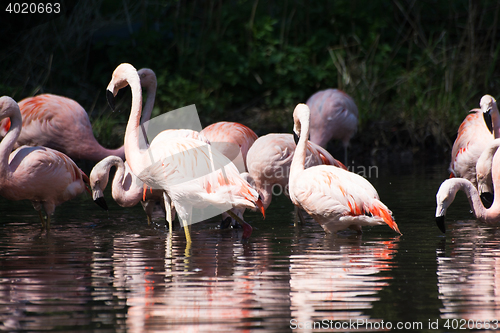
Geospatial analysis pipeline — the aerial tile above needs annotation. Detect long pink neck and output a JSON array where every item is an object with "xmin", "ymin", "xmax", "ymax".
[
  {"xmin": 290, "ymin": 117, "xmax": 309, "ymax": 184},
  {"xmin": 110, "ymin": 158, "xmax": 139, "ymax": 205},
  {"xmin": 0, "ymin": 104, "xmax": 22, "ymax": 182},
  {"xmin": 492, "ymin": 102, "xmax": 500, "ymax": 138},
  {"xmin": 458, "ymin": 150, "xmax": 500, "ymax": 223},
  {"xmin": 141, "ymin": 77, "xmax": 156, "ymax": 124},
  {"xmin": 124, "ymin": 71, "xmax": 147, "ymax": 176},
  {"xmin": 83, "ymin": 142, "xmax": 125, "ymax": 161}
]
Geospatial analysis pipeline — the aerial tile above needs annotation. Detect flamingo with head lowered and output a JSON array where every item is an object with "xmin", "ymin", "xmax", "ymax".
[
  {"xmin": 288, "ymin": 103, "xmax": 401, "ymax": 235},
  {"xmin": 105, "ymin": 63, "xmax": 264, "ymax": 243},
  {"xmin": 437, "ymin": 138, "xmax": 500, "ymax": 233},
  {"xmin": 306, "ymin": 89, "xmax": 358, "ymax": 164},
  {"xmin": 0, "ymin": 96, "xmax": 89, "ymax": 229}
]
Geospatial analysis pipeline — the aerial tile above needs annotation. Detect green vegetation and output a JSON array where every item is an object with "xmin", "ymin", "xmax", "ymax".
[{"xmin": 1, "ymin": 0, "xmax": 499, "ymax": 159}]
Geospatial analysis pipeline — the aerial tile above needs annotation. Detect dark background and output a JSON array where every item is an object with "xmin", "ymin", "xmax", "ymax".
[{"xmin": 1, "ymin": 0, "xmax": 499, "ymax": 165}]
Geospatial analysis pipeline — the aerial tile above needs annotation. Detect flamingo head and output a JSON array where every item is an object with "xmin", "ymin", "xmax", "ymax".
[
  {"xmin": 435, "ymin": 179, "xmax": 462, "ymax": 233},
  {"xmin": 106, "ymin": 63, "xmax": 140, "ymax": 111},
  {"xmin": 89, "ymin": 161, "xmax": 111, "ymax": 211},
  {"xmin": 292, "ymin": 104, "xmax": 310, "ymax": 139},
  {"xmin": 480, "ymin": 95, "xmax": 497, "ymax": 133},
  {"xmin": 138, "ymin": 68, "xmax": 157, "ymax": 92}
]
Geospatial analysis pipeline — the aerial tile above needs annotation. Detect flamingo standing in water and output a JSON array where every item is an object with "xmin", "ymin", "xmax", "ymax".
[
  {"xmin": 200, "ymin": 121, "xmax": 258, "ymax": 173},
  {"xmin": 449, "ymin": 95, "xmax": 500, "ymax": 189},
  {"xmin": 0, "ymin": 94, "xmax": 125, "ymax": 161},
  {"xmin": 288, "ymin": 104, "xmax": 401, "ymax": 234},
  {"xmin": 436, "ymin": 144, "xmax": 500, "ymax": 233},
  {"xmin": 245, "ymin": 133, "xmax": 345, "ymax": 211},
  {"xmin": 306, "ymin": 89, "xmax": 358, "ymax": 164},
  {"xmin": 90, "ymin": 156, "xmax": 164, "ymax": 225},
  {"xmin": 106, "ymin": 63, "xmax": 264, "ymax": 243},
  {"xmin": 0, "ymin": 96, "xmax": 89, "ymax": 229}
]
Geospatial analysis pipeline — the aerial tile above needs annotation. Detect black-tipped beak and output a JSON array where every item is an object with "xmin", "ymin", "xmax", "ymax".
[
  {"xmin": 293, "ymin": 132, "xmax": 300, "ymax": 145},
  {"xmin": 106, "ymin": 90, "xmax": 116, "ymax": 111},
  {"xmin": 436, "ymin": 215, "xmax": 446, "ymax": 233},
  {"xmin": 484, "ymin": 111, "xmax": 493, "ymax": 133},
  {"xmin": 94, "ymin": 197, "xmax": 109, "ymax": 211},
  {"xmin": 481, "ymin": 192, "xmax": 494, "ymax": 208}
]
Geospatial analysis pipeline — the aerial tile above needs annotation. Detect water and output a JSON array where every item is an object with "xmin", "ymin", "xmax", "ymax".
[{"xmin": 0, "ymin": 164, "xmax": 498, "ymax": 332}]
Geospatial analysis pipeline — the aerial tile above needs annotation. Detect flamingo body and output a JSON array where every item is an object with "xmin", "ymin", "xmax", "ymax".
[
  {"xmin": 0, "ymin": 96, "xmax": 88, "ymax": 229},
  {"xmin": 200, "ymin": 121, "xmax": 258, "ymax": 172},
  {"xmin": 246, "ymin": 133, "xmax": 345, "ymax": 210},
  {"xmin": 306, "ymin": 89, "xmax": 358, "ymax": 155},
  {"xmin": 288, "ymin": 104, "xmax": 400, "ymax": 234},
  {"xmin": 0, "ymin": 94, "xmax": 124, "ymax": 161}
]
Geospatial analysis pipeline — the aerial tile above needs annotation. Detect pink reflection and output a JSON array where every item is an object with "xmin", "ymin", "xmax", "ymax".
[{"xmin": 437, "ymin": 220, "xmax": 500, "ymax": 320}]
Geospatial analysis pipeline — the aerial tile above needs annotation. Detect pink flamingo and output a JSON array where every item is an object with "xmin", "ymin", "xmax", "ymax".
[
  {"xmin": 0, "ymin": 96, "xmax": 89, "ymax": 229},
  {"xmin": 306, "ymin": 89, "xmax": 358, "ymax": 164},
  {"xmin": 200, "ymin": 121, "xmax": 258, "ymax": 173},
  {"xmin": 106, "ymin": 63, "xmax": 264, "ymax": 243},
  {"xmin": 436, "ymin": 144, "xmax": 500, "ymax": 233},
  {"xmin": 245, "ymin": 133, "xmax": 345, "ymax": 211},
  {"xmin": 0, "ymin": 68, "xmax": 158, "ymax": 162},
  {"xmin": 0, "ymin": 94, "xmax": 125, "ymax": 161},
  {"xmin": 288, "ymin": 104, "xmax": 401, "ymax": 234},
  {"xmin": 475, "ymin": 138, "xmax": 500, "ymax": 202},
  {"xmin": 89, "ymin": 156, "xmax": 164, "ymax": 225},
  {"xmin": 449, "ymin": 95, "xmax": 500, "ymax": 188}
]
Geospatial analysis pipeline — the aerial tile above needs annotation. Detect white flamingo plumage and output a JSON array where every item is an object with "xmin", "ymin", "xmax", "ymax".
[
  {"xmin": 0, "ymin": 96, "xmax": 89, "ymax": 229},
  {"xmin": 288, "ymin": 103, "xmax": 401, "ymax": 234},
  {"xmin": 106, "ymin": 63, "xmax": 264, "ymax": 243}
]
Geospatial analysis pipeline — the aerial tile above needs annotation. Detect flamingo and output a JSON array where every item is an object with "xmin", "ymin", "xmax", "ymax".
[
  {"xmin": 306, "ymin": 89, "xmax": 358, "ymax": 164},
  {"xmin": 288, "ymin": 103, "xmax": 401, "ymax": 234},
  {"xmin": 436, "ymin": 144, "xmax": 500, "ymax": 233},
  {"xmin": 0, "ymin": 94, "xmax": 125, "ymax": 162},
  {"xmin": 475, "ymin": 138, "xmax": 500, "ymax": 202},
  {"xmin": 449, "ymin": 95, "xmax": 499, "ymax": 188},
  {"xmin": 0, "ymin": 96, "xmax": 89, "ymax": 229},
  {"xmin": 106, "ymin": 63, "xmax": 264, "ymax": 243},
  {"xmin": 89, "ymin": 156, "xmax": 164, "ymax": 225},
  {"xmin": 245, "ymin": 133, "xmax": 345, "ymax": 211},
  {"xmin": 199, "ymin": 121, "xmax": 258, "ymax": 173}
]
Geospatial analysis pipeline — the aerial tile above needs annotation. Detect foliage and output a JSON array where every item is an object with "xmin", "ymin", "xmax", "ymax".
[{"xmin": 1, "ymin": 0, "xmax": 500, "ymax": 156}]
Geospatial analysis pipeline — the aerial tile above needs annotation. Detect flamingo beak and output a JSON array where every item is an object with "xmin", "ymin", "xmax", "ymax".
[
  {"xmin": 436, "ymin": 215, "xmax": 446, "ymax": 233},
  {"xmin": 94, "ymin": 197, "xmax": 109, "ymax": 211},
  {"xmin": 483, "ymin": 110, "xmax": 493, "ymax": 133},
  {"xmin": 106, "ymin": 89, "xmax": 116, "ymax": 111},
  {"xmin": 293, "ymin": 132, "xmax": 300, "ymax": 145},
  {"xmin": 257, "ymin": 198, "xmax": 265, "ymax": 219}
]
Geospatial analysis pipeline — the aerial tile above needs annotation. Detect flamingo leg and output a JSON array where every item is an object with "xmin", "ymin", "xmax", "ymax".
[
  {"xmin": 37, "ymin": 210, "xmax": 46, "ymax": 230},
  {"xmin": 293, "ymin": 206, "xmax": 307, "ymax": 225},
  {"xmin": 163, "ymin": 192, "xmax": 173, "ymax": 233}
]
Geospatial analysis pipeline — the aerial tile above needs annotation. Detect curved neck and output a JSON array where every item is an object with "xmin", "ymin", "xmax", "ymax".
[
  {"xmin": 124, "ymin": 72, "xmax": 147, "ymax": 176},
  {"xmin": 109, "ymin": 157, "xmax": 131, "ymax": 201},
  {"xmin": 492, "ymin": 102, "xmax": 500, "ymax": 138},
  {"xmin": 85, "ymin": 144, "xmax": 125, "ymax": 161},
  {"xmin": 0, "ymin": 105, "xmax": 22, "ymax": 181},
  {"xmin": 141, "ymin": 78, "xmax": 156, "ymax": 124},
  {"xmin": 454, "ymin": 177, "xmax": 500, "ymax": 223},
  {"xmin": 290, "ymin": 117, "xmax": 309, "ymax": 183}
]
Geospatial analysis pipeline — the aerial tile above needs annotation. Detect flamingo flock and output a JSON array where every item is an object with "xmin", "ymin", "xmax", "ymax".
[{"xmin": 13, "ymin": 61, "xmax": 482, "ymax": 240}]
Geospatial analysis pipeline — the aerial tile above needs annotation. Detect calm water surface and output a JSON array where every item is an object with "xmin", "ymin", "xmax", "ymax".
[{"xmin": 1, "ymin": 164, "xmax": 499, "ymax": 332}]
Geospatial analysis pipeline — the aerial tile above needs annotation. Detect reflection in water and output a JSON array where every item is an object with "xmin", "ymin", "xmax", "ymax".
[
  {"xmin": 289, "ymin": 235, "xmax": 399, "ymax": 328},
  {"xmin": 437, "ymin": 220, "xmax": 500, "ymax": 320}
]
